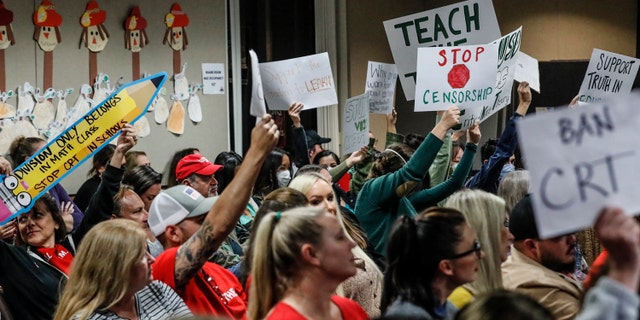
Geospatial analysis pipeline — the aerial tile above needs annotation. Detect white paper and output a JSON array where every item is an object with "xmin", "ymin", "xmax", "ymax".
[
  {"xmin": 365, "ymin": 61, "xmax": 398, "ymax": 114},
  {"xmin": 342, "ymin": 93, "xmax": 370, "ymax": 154},
  {"xmin": 577, "ymin": 48, "xmax": 640, "ymax": 103},
  {"xmin": 383, "ymin": 0, "xmax": 500, "ymax": 100},
  {"xmin": 517, "ymin": 93, "xmax": 640, "ymax": 238},
  {"xmin": 491, "ymin": 27, "xmax": 522, "ymax": 111},
  {"xmin": 249, "ymin": 49, "xmax": 267, "ymax": 118},
  {"xmin": 259, "ymin": 52, "xmax": 338, "ymax": 110},
  {"xmin": 201, "ymin": 63, "xmax": 226, "ymax": 95},
  {"xmin": 514, "ymin": 51, "xmax": 540, "ymax": 93}
]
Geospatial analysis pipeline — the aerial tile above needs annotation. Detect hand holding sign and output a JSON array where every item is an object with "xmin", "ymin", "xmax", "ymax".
[
  {"xmin": 288, "ymin": 102, "xmax": 303, "ymax": 128},
  {"xmin": 432, "ymin": 105, "xmax": 461, "ymax": 139}
]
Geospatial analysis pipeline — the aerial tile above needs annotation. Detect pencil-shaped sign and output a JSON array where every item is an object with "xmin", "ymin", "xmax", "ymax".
[{"xmin": 0, "ymin": 72, "xmax": 167, "ymax": 223}]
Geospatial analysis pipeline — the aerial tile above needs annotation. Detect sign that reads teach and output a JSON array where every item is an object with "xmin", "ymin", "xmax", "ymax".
[
  {"xmin": 342, "ymin": 93, "xmax": 370, "ymax": 155},
  {"xmin": 383, "ymin": 0, "xmax": 500, "ymax": 101},
  {"xmin": 365, "ymin": 61, "xmax": 398, "ymax": 114},
  {"xmin": 578, "ymin": 48, "xmax": 640, "ymax": 104},
  {"xmin": 259, "ymin": 52, "xmax": 338, "ymax": 110},
  {"xmin": 414, "ymin": 43, "xmax": 497, "ymax": 129},
  {"xmin": 517, "ymin": 93, "xmax": 640, "ymax": 239}
]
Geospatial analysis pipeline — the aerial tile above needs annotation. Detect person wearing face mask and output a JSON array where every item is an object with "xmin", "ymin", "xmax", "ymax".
[{"xmin": 464, "ymin": 82, "xmax": 531, "ymax": 194}]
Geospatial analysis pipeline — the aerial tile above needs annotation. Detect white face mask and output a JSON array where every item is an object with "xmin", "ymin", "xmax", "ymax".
[{"xmin": 277, "ymin": 170, "xmax": 291, "ymax": 188}]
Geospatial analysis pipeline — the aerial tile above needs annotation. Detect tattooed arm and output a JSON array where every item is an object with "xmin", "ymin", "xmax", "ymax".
[{"xmin": 173, "ymin": 115, "xmax": 279, "ymax": 288}]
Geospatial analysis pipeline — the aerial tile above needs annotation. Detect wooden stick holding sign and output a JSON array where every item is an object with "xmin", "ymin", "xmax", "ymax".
[
  {"xmin": 79, "ymin": 0, "xmax": 109, "ymax": 90},
  {"xmin": 0, "ymin": 72, "xmax": 167, "ymax": 224},
  {"xmin": 516, "ymin": 92, "xmax": 640, "ymax": 239}
]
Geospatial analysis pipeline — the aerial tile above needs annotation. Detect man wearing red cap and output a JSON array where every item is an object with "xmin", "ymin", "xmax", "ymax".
[{"xmin": 176, "ymin": 154, "xmax": 223, "ymax": 198}]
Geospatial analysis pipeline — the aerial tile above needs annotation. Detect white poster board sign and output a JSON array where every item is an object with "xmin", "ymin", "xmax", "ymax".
[
  {"xmin": 248, "ymin": 50, "xmax": 267, "ymax": 118},
  {"xmin": 515, "ymin": 51, "xmax": 540, "ymax": 93},
  {"xmin": 491, "ymin": 27, "xmax": 522, "ymax": 111},
  {"xmin": 517, "ymin": 93, "xmax": 640, "ymax": 238},
  {"xmin": 414, "ymin": 43, "xmax": 497, "ymax": 129},
  {"xmin": 577, "ymin": 48, "xmax": 640, "ymax": 103},
  {"xmin": 342, "ymin": 93, "xmax": 370, "ymax": 154},
  {"xmin": 383, "ymin": 0, "xmax": 500, "ymax": 100},
  {"xmin": 259, "ymin": 52, "xmax": 338, "ymax": 110},
  {"xmin": 365, "ymin": 61, "xmax": 398, "ymax": 114},
  {"xmin": 201, "ymin": 63, "xmax": 225, "ymax": 95}
]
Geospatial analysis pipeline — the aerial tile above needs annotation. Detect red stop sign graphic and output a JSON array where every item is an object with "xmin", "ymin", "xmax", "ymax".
[{"xmin": 448, "ymin": 64, "xmax": 470, "ymax": 88}]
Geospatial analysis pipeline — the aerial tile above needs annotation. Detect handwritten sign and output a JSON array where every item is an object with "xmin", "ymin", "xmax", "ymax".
[
  {"xmin": 515, "ymin": 51, "xmax": 540, "ymax": 93},
  {"xmin": 365, "ymin": 61, "xmax": 398, "ymax": 114},
  {"xmin": 342, "ymin": 93, "xmax": 370, "ymax": 154},
  {"xmin": 516, "ymin": 93, "xmax": 640, "ymax": 238},
  {"xmin": 577, "ymin": 49, "xmax": 640, "ymax": 103},
  {"xmin": 414, "ymin": 43, "xmax": 497, "ymax": 129},
  {"xmin": 383, "ymin": 0, "xmax": 500, "ymax": 100},
  {"xmin": 249, "ymin": 50, "xmax": 266, "ymax": 118},
  {"xmin": 259, "ymin": 52, "xmax": 338, "ymax": 110},
  {"xmin": 491, "ymin": 27, "xmax": 522, "ymax": 112},
  {"xmin": 201, "ymin": 63, "xmax": 225, "ymax": 95}
]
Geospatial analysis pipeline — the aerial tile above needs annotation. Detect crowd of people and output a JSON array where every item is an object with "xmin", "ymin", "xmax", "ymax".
[{"xmin": 0, "ymin": 81, "xmax": 638, "ymax": 320}]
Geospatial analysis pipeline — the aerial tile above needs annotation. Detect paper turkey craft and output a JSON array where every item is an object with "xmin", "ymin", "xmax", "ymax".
[{"xmin": 79, "ymin": 0, "xmax": 108, "ymax": 52}]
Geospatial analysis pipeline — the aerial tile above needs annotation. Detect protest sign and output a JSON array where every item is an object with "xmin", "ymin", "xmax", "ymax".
[
  {"xmin": 491, "ymin": 27, "xmax": 522, "ymax": 112},
  {"xmin": 517, "ymin": 93, "xmax": 640, "ymax": 238},
  {"xmin": 414, "ymin": 43, "xmax": 497, "ymax": 129},
  {"xmin": 515, "ymin": 51, "xmax": 540, "ymax": 93},
  {"xmin": 249, "ymin": 49, "xmax": 266, "ymax": 118},
  {"xmin": 0, "ymin": 72, "xmax": 167, "ymax": 224},
  {"xmin": 383, "ymin": 0, "xmax": 500, "ymax": 100},
  {"xmin": 365, "ymin": 61, "xmax": 398, "ymax": 114},
  {"xmin": 577, "ymin": 48, "xmax": 640, "ymax": 103},
  {"xmin": 259, "ymin": 52, "xmax": 338, "ymax": 110},
  {"xmin": 342, "ymin": 93, "xmax": 370, "ymax": 154}
]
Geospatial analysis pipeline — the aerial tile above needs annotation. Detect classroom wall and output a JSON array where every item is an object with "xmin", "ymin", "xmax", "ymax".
[
  {"xmin": 1, "ymin": 0, "xmax": 228, "ymax": 194},
  {"xmin": 346, "ymin": 0, "xmax": 637, "ymax": 146}
]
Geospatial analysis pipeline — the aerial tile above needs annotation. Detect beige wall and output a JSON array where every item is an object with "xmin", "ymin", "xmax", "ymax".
[{"xmin": 346, "ymin": 0, "xmax": 637, "ymax": 144}]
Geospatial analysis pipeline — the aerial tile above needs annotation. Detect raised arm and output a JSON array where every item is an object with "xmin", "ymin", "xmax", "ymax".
[
  {"xmin": 288, "ymin": 102, "xmax": 311, "ymax": 167},
  {"xmin": 173, "ymin": 115, "xmax": 278, "ymax": 288},
  {"xmin": 72, "ymin": 124, "xmax": 136, "ymax": 245}
]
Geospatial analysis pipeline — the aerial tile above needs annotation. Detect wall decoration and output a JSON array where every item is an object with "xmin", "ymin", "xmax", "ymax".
[
  {"xmin": 125, "ymin": 6, "xmax": 148, "ymax": 80},
  {"xmin": 0, "ymin": 1, "xmax": 14, "ymax": 92},
  {"xmin": 33, "ymin": 0, "xmax": 62, "ymax": 89},
  {"xmin": 79, "ymin": 0, "xmax": 109, "ymax": 89},
  {"xmin": 163, "ymin": 3, "xmax": 189, "ymax": 74}
]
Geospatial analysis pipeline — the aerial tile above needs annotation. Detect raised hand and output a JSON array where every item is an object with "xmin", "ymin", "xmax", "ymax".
[{"xmin": 288, "ymin": 102, "xmax": 304, "ymax": 128}]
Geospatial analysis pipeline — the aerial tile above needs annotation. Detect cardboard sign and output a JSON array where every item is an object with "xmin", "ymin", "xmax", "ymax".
[
  {"xmin": 515, "ymin": 51, "xmax": 540, "ymax": 93},
  {"xmin": 249, "ymin": 50, "xmax": 267, "ymax": 118},
  {"xmin": 414, "ymin": 43, "xmax": 497, "ymax": 129},
  {"xmin": 342, "ymin": 93, "xmax": 370, "ymax": 154},
  {"xmin": 260, "ymin": 52, "xmax": 338, "ymax": 110},
  {"xmin": 578, "ymin": 49, "xmax": 640, "ymax": 103},
  {"xmin": 365, "ymin": 61, "xmax": 398, "ymax": 114},
  {"xmin": 0, "ymin": 72, "xmax": 167, "ymax": 224},
  {"xmin": 517, "ymin": 93, "xmax": 640, "ymax": 238},
  {"xmin": 383, "ymin": 0, "xmax": 500, "ymax": 100}
]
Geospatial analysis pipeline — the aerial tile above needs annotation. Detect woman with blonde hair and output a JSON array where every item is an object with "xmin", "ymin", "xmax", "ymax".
[
  {"xmin": 248, "ymin": 207, "xmax": 367, "ymax": 320},
  {"xmin": 444, "ymin": 189, "xmax": 514, "ymax": 308},
  {"xmin": 53, "ymin": 219, "xmax": 191, "ymax": 320},
  {"xmin": 289, "ymin": 172, "xmax": 384, "ymax": 318}
]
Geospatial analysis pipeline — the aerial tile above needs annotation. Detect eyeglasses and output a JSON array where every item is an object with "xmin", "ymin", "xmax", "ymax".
[{"xmin": 449, "ymin": 240, "xmax": 482, "ymax": 259}]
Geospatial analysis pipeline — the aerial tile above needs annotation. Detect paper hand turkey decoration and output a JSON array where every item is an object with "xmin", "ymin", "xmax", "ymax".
[
  {"xmin": 79, "ymin": 0, "xmax": 108, "ymax": 52},
  {"xmin": 0, "ymin": 1, "xmax": 15, "ymax": 49},
  {"xmin": 33, "ymin": 0, "xmax": 62, "ymax": 52},
  {"xmin": 125, "ymin": 6, "xmax": 148, "ymax": 53},
  {"xmin": 163, "ymin": 3, "xmax": 188, "ymax": 51}
]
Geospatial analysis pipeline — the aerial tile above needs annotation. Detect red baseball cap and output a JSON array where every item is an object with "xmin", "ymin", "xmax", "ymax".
[{"xmin": 176, "ymin": 154, "xmax": 222, "ymax": 181}]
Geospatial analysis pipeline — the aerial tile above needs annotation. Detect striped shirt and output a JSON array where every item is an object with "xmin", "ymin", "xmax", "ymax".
[{"xmin": 87, "ymin": 281, "xmax": 192, "ymax": 320}]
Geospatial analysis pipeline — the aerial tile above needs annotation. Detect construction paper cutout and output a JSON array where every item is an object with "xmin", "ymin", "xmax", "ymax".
[
  {"xmin": 153, "ymin": 89, "xmax": 169, "ymax": 124},
  {"xmin": 163, "ymin": 3, "xmax": 189, "ymax": 51},
  {"xmin": 33, "ymin": 0, "xmax": 62, "ymax": 52},
  {"xmin": 17, "ymin": 83, "xmax": 35, "ymax": 116},
  {"xmin": 0, "ymin": 1, "xmax": 15, "ymax": 49},
  {"xmin": 125, "ymin": 6, "xmax": 148, "ymax": 53},
  {"xmin": 167, "ymin": 98, "xmax": 184, "ymax": 134},
  {"xmin": 187, "ymin": 84, "xmax": 202, "ymax": 122},
  {"xmin": 80, "ymin": 0, "xmax": 108, "ymax": 53}
]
